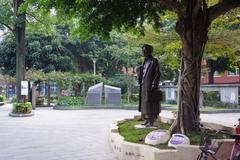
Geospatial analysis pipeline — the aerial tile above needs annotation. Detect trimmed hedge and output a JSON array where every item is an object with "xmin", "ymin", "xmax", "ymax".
[
  {"xmin": 57, "ymin": 96, "xmax": 84, "ymax": 106},
  {"xmin": 202, "ymin": 91, "xmax": 238, "ymax": 108},
  {"xmin": 12, "ymin": 102, "xmax": 32, "ymax": 114},
  {"xmin": 203, "ymin": 91, "xmax": 221, "ymax": 107},
  {"xmin": 0, "ymin": 95, "xmax": 5, "ymax": 102}
]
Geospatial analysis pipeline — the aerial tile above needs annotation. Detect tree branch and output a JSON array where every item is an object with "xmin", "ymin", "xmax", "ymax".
[
  {"xmin": 208, "ymin": 1, "xmax": 240, "ymax": 22},
  {"xmin": 159, "ymin": 0, "xmax": 184, "ymax": 20},
  {"xmin": 0, "ymin": 22, "xmax": 14, "ymax": 33}
]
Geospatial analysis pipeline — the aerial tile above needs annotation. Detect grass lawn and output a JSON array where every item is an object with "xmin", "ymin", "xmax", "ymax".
[
  {"xmin": 161, "ymin": 103, "xmax": 177, "ymax": 107},
  {"xmin": 200, "ymin": 106, "xmax": 226, "ymax": 111},
  {"xmin": 56, "ymin": 103, "xmax": 227, "ymax": 112},
  {"xmin": 161, "ymin": 103, "xmax": 226, "ymax": 110},
  {"xmin": 118, "ymin": 119, "xmax": 226, "ymax": 149}
]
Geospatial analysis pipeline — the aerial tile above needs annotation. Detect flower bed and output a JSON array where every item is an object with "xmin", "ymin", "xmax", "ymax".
[
  {"xmin": 56, "ymin": 96, "xmax": 84, "ymax": 106},
  {"xmin": 110, "ymin": 116, "xmax": 234, "ymax": 160}
]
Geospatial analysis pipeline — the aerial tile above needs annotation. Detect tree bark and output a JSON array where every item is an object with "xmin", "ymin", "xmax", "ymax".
[
  {"xmin": 13, "ymin": 0, "xmax": 26, "ymax": 103},
  {"xmin": 32, "ymin": 83, "xmax": 36, "ymax": 110},
  {"xmin": 126, "ymin": 67, "xmax": 132, "ymax": 103},
  {"xmin": 47, "ymin": 81, "xmax": 51, "ymax": 106},
  {"xmin": 127, "ymin": 86, "xmax": 132, "ymax": 103},
  {"xmin": 28, "ymin": 80, "xmax": 32, "ymax": 102},
  {"xmin": 170, "ymin": 7, "xmax": 209, "ymax": 134}
]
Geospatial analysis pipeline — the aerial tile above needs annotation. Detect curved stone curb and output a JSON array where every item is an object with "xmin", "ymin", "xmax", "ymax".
[
  {"xmin": 109, "ymin": 118, "xmax": 201, "ymax": 160},
  {"xmin": 200, "ymin": 109, "xmax": 240, "ymax": 114},
  {"xmin": 163, "ymin": 107, "xmax": 240, "ymax": 113},
  {"xmin": 9, "ymin": 112, "xmax": 34, "ymax": 117},
  {"xmin": 53, "ymin": 106, "xmax": 137, "ymax": 110},
  {"xmin": 110, "ymin": 116, "xmax": 234, "ymax": 160},
  {"xmin": 53, "ymin": 105, "xmax": 240, "ymax": 113}
]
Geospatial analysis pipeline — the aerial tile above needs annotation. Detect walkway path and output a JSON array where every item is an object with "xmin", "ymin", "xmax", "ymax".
[
  {"xmin": 0, "ymin": 104, "xmax": 239, "ymax": 160},
  {"xmin": 0, "ymin": 104, "xmax": 138, "ymax": 160}
]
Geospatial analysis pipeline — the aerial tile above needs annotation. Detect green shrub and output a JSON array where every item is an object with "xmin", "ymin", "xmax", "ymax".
[
  {"xmin": 203, "ymin": 91, "xmax": 220, "ymax": 101},
  {"xmin": 121, "ymin": 94, "xmax": 127, "ymax": 103},
  {"xmin": 0, "ymin": 95, "xmax": 5, "ymax": 102},
  {"xmin": 167, "ymin": 100, "xmax": 177, "ymax": 104},
  {"xmin": 203, "ymin": 99, "xmax": 238, "ymax": 109},
  {"xmin": 202, "ymin": 91, "xmax": 238, "ymax": 108},
  {"xmin": 131, "ymin": 93, "xmax": 139, "ymax": 102},
  {"xmin": 13, "ymin": 102, "xmax": 32, "ymax": 114},
  {"xmin": 50, "ymin": 96, "xmax": 58, "ymax": 103},
  {"xmin": 11, "ymin": 96, "xmax": 16, "ymax": 103},
  {"xmin": 203, "ymin": 91, "xmax": 222, "ymax": 107},
  {"xmin": 121, "ymin": 93, "xmax": 139, "ymax": 104},
  {"xmin": 57, "ymin": 96, "xmax": 84, "ymax": 106}
]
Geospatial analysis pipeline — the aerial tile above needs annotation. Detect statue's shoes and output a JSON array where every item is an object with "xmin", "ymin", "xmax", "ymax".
[
  {"xmin": 145, "ymin": 122, "xmax": 154, "ymax": 127},
  {"xmin": 141, "ymin": 121, "xmax": 148, "ymax": 125}
]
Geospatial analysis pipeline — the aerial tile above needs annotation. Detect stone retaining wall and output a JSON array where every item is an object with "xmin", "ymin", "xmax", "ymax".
[{"xmin": 110, "ymin": 116, "xmax": 235, "ymax": 160}]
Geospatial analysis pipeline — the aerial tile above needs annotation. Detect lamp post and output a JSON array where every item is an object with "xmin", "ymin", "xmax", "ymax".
[{"xmin": 91, "ymin": 58, "xmax": 97, "ymax": 85}]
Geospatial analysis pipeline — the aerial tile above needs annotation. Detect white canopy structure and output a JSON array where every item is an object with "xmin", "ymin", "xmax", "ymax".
[
  {"xmin": 85, "ymin": 82, "xmax": 103, "ymax": 105},
  {"xmin": 104, "ymin": 85, "xmax": 121, "ymax": 105}
]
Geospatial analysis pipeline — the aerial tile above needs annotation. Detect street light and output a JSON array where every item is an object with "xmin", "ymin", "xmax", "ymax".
[{"xmin": 91, "ymin": 58, "xmax": 97, "ymax": 85}]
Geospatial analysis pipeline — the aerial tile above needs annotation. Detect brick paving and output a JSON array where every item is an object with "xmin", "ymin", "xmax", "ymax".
[{"xmin": 0, "ymin": 104, "xmax": 239, "ymax": 160}]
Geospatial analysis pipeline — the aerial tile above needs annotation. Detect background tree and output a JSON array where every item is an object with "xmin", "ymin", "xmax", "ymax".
[
  {"xmin": 0, "ymin": 0, "xmax": 59, "ymax": 102},
  {"xmin": 0, "ymin": 33, "xmax": 74, "ymax": 75},
  {"xmin": 206, "ymin": 57, "xmax": 233, "ymax": 84},
  {"xmin": 204, "ymin": 8, "xmax": 240, "ymax": 84},
  {"xmin": 0, "ymin": 0, "xmax": 27, "ymax": 102}
]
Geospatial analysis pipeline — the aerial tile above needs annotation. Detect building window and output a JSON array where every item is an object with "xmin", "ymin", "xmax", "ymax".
[
  {"xmin": 227, "ymin": 68, "xmax": 239, "ymax": 76},
  {"xmin": 228, "ymin": 71, "xmax": 236, "ymax": 76},
  {"xmin": 214, "ymin": 71, "xmax": 220, "ymax": 77}
]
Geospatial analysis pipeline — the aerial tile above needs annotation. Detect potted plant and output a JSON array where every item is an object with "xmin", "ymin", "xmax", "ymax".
[
  {"xmin": 0, "ymin": 95, "xmax": 5, "ymax": 105},
  {"xmin": 9, "ymin": 102, "xmax": 34, "ymax": 117}
]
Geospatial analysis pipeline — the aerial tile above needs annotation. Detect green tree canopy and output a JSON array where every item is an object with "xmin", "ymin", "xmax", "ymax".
[{"xmin": 0, "ymin": 33, "xmax": 74, "ymax": 76}]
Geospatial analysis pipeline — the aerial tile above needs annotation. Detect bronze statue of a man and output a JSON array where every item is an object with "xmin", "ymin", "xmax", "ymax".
[{"xmin": 137, "ymin": 44, "xmax": 161, "ymax": 127}]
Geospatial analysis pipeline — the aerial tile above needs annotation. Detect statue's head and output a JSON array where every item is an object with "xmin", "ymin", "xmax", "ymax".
[{"xmin": 142, "ymin": 44, "xmax": 153, "ymax": 57}]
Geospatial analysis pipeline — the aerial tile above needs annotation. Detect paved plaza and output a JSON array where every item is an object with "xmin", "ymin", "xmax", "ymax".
[
  {"xmin": 0, "ymin": 104, "xmax": 239, "ymax": 160},
  {"xmin": 0, "ymin": 104, "xmax": 138, "ymax": 160}
]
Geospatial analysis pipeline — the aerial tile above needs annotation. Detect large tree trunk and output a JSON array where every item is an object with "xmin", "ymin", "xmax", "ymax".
[
  {"xmin": 32, "ymin": 83, "xmax": 36, "ymax": 110},
  {"xmin": 170, "ymin": 7, "xmax": 210, "ymax": 133},
  {"xmin": 13, "ymin": 0, "xmax": 26, "ymax": 103}
]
